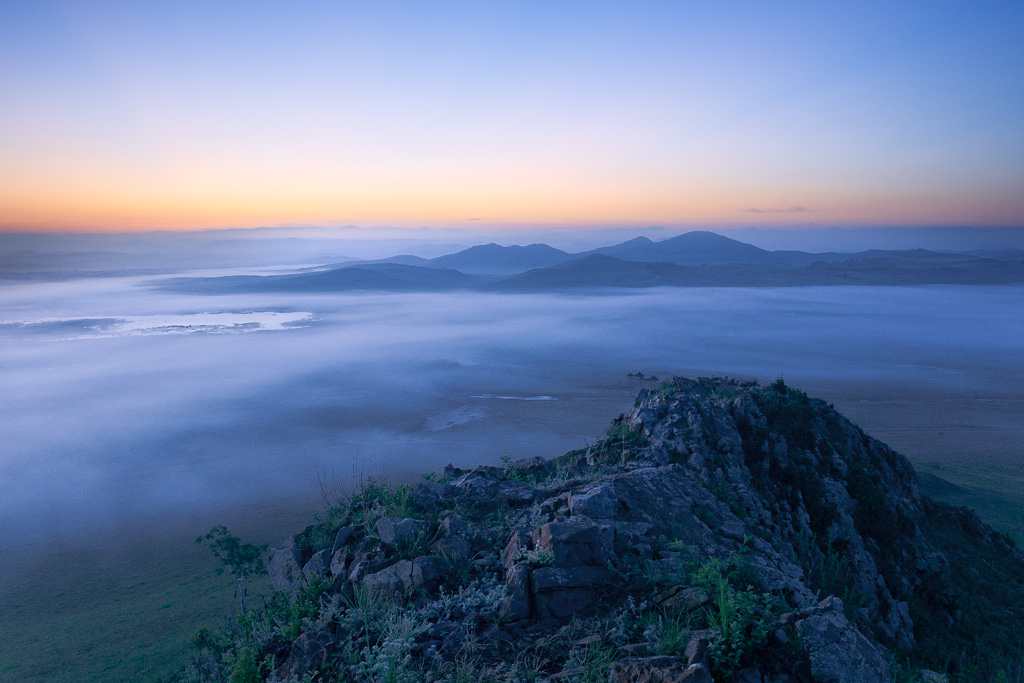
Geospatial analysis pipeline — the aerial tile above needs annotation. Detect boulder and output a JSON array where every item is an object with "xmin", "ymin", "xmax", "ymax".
[
  {"xmin": 376, "ymin": 517, "xmax": 427, "ymax": 552},
  {"xmin": 361, "ymin": 556, "xmax": 444, "ymax": 598},
  {"xmin": 453, "ymin": 473, "xmax": 502, "ymax": 508},
  {"xmin": 796, "ymin": 597, "xmax": 894, "ymax": 683},
  {"xmin": 431, "ymin": 537, "xmax": 472, "ymax": 562},
  {"xmin": 329, "ymin": 546, "xmax": 349, "ymax": 577},
  {"xmin": 442, "ymin": 463, "xmax": 467, "ymax": 479},
  {"xmin": 609, "ymin": 521, "xmax": 656, "ymax": 558},
  {"xmin": 506, "ymin": 455, "xmax": 553, "ymax": 478},
  {"xmin": 411, "ymin": 482, "xmax": 457, "ymax": 511},
  {"xmin": 440, "ymin": 513, "xmax": 467, "ymax": 538},
  {"xmin": 568, "ymin": 485, "xmax": 619, "ymax": 519},
  {"xmin": 497, "ymin": 481, "xmax": 537, "ymax": 506},
  {"xmin": 275, "ymin": 628, "xmax": 334, "ymax": 681},
  {"xmin": 348, "ymin": 557, "xmax": 396, "ymax": 584},
  {"xmin": 411, "ymin": 556, "xmax": 444, "ymax": 593},
  {"xmin": 267, "ymin": 547, "xmax": 304, "ymax": 593},
  {"xmin": 532, "ymin": 517, "xmax": 609, "ymax": 567},
  {"xmin": 363, "ymin": 559, "xmax": 413, "ymax": 599},
  {"xmin": 499, "ymin": 562, "xmax": 531, "ymax": 623},
  {"xmin": 302, "ymin": 548, "xmax": 331, "ymax": 584},
  {"xmin": 331, "ymin": 525, "xmax": 356, "ymax": 554},
  {"xmin": 629, "ymin": 404, "xmax": 667, "ymax": 433}
]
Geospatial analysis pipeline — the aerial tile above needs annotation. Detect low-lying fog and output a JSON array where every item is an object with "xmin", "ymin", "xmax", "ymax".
[{"xmin": 2, "ymin": 272, "xmax": 1023, "ymax": 548}]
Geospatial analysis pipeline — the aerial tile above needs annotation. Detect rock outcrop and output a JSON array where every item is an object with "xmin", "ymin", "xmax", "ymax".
[{"xmin": 184, "ymin": 377, "xmax": 1024, "ymax": 683}]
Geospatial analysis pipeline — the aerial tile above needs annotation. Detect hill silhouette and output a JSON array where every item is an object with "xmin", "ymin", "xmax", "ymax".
[{"xmin": 158, "ymin": 231, "xmax": 1024, "ymax": 294}]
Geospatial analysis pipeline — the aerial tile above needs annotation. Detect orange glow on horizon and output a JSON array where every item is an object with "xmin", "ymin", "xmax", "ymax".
[
  {"xmin": 2, "ymin": 188, "xmax": 1021, "ymax": 234},
  {"xmin": 3, "ymin": 157, "xmax": 1022, "ymax": 233}
]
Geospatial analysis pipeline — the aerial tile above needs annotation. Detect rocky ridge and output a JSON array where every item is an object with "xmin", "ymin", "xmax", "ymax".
[{"xmin": 184, "ymin": 377, "xmax": 1024, "ymax": 683}]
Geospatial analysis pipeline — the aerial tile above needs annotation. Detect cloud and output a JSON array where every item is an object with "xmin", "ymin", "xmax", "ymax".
[{"xmin": 744, "ymin": 206, "xmax": 810, "ymax": 214}]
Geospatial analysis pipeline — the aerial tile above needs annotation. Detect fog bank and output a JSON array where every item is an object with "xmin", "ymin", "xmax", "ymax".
[{"xmin": 2, "ymin": 274, "xmax": 1022, "ymax": 548}]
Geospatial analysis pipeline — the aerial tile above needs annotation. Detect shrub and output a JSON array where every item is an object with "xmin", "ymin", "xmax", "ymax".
[{"xmin": 195, "ymin": 526, "xmax": 267, "ymax": 614}]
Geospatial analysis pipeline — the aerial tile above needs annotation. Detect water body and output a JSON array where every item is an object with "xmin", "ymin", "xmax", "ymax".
[{"xmin": 2, "ymin": 274, "xmax": 1022, "ymax": 547}]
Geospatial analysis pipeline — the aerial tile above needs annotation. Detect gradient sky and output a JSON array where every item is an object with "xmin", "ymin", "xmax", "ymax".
[{"xmin": 2, "ymin": 1, "xmax": 1022, "ymax": 233}]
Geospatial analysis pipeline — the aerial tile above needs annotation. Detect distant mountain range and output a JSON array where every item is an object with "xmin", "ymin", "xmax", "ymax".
[
  {"xmin": 161, "ymin": 231, "xmax": 1024, "ymax": 294},
  {"xmin": 165, "ymin": 263, "xmax": 483, "ymax": 294}
]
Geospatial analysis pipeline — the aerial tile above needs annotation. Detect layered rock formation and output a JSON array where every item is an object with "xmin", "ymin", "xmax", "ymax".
[{"xmin": 184, "ymin": 377, "xmax": 1024, "ymax": 683}]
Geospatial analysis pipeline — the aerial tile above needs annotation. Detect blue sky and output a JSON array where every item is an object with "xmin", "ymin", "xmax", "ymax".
[{"xmin": 1, "ymin": 0, "xmax": 1022, "ymax": 232}]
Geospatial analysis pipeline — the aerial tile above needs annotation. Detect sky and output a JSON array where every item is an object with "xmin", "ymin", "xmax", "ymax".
[{"xmin": 1, "ymin": 1, "xmax": 1022, "ymax": 234}]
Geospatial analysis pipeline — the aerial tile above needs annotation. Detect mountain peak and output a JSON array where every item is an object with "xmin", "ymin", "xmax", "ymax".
[
  {"xmin": 585, "ymin": 230, "xmax": 774, "ymax": 265},
  {"xmin": 199, "ymin": 377, "xmax": 1024, "ymax": 683}
]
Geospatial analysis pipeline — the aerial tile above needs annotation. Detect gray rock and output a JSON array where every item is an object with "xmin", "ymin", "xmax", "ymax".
[
  {"xmin": 654, "ymin": 586, "xmax": 709, "ymax": 613},
  {"xmin": 376, "ymin": 517, "xmax": 427, "ymax": 551},
  {"xmin": 431, "ymin": 537, "xmax": 472, "ymax": 562},
  {"xmin": 568, "ymin": 485, "xmax": 619, "ymax": 518},
  {"xmin": 533, "ymin": 587, "xmax": 593, "ymax": 620},
  {"xmin": 796, "ymin": 597, "xmax": 894, "ymax": 683},
  {"xmin": 275, "ymin": 628, "xmax": 334, "ymax": 681},
  {"xmin": 347, "ymin": 559, "xmax": 369, "ymax": 584},
  {"xmin": 329, "ymin": 546, "xmax": 349, "ymax": 577},
  {"xmin": 497, "ymin": 481, "xmax": 537, "ymax": 506},
  {"xmin": 733, "ymin": 667, "xmax": 763, "ymax": 683},
  {"xmin": 621, "ymin": 642, "xmax": 653, "ymax": 657},
  {"xmin": 502, "ymin": 528, "xmax": 533, "ymax": 569},
  {"xmin": 411, "ymin": 482, "xmax": 457, "ymax": 511},
  {"xmin": 684, "ymin": 629, "xmax": 714, "ymax": 667},
  {"xmin": 331, "ymin": 525, "xmax": 356, "ymax": 554},
  {"xmin": 532, "ymin": 518, "xmax": 610, "ymax": 567},
  {"xmin": 302, "ymin": 548, "xmax": 331, "ymax": 583},
  {"xmin": 267, "ymin": 547, "xmax": 304, "ymax": 593},
  {"xmin": 454, "ymin": 474, "xmax": 502, "ymax": 508},
  {"xmin": 411, "ymin": 556, "xmax": 444, "ymax": 592},
  {"xmin": 330, "ymin": 577, "xmax": 354, "ymax": 602},
  {"xmin": 441, "ymin": 513, "xmax": 467, "ymax": 538},
  {"xmin": 530, "ymin": 566, "xmax": 604, "ymax": 619},
  {"xmin": 348, "ymin": 557, "xmax": 396, "ymax": 584},
  {"xmin": 507, "ymin": 456, "xmax": 552, "ymax": 478},
  {"xmin": 363, "ymin": 559, "xmax": 414, "ymax": 598},
  {"xmin": 480, "ymin": 625, "xmax": 514, "ymax": 642},
  {"xmin": 530, "ymin": 566, "xmax": 604, "ymax": 592},
  {"xmin": 608, "ymin": 656, "xmax": 712, "ymax": 683},
  {"xmin": 361, "ymin": 556, "xmax": 443, "ymax": 598},
  {"xmin": 499, "ymin": 562, "xmax": 531, "ymax": 623}
]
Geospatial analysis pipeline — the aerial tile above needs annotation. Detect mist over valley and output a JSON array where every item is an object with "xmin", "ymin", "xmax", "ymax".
[{"xmin": 2, "ymin": 233, "xmax": 1022, "ymax": 555}]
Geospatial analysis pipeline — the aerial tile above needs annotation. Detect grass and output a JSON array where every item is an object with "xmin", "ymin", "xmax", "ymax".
[
  {"xmin": 830, "ymin": 395, "xmax": 1024, "ymax": 544},
  {"xmin": 911, "ymin": 498, "xmax": 1024, "ymax": 680},
  {"xmin": 0, "ymin": 540, "xmax": 238, "ymax": 682},
  {"xmin": 0, "ymin": 501, "xmax": 311, "ymax": 683}
]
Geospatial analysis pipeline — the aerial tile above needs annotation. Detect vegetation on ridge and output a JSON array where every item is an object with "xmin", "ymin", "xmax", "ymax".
[{"xmin": 174, "ymin": 377, "xmax": 1024, "ymax": 683}]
